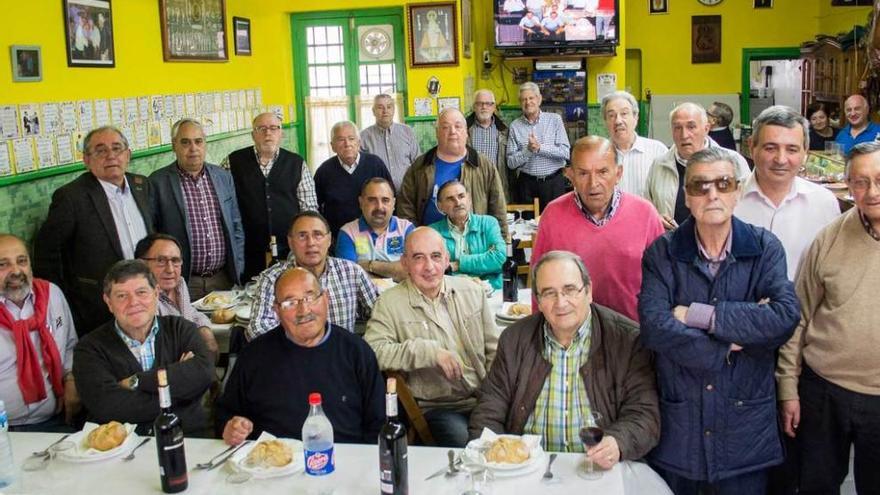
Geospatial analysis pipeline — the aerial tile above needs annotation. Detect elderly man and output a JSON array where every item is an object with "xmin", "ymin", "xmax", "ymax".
[
  {"xmin": 134, "ymin": 233, "xmax": 219, "ymax": 360},
  {"xmin": 34, "ymin": 126, "xmax": 152, "ymax": 335},
  {"xmin": 315, "ymin": 120, "xmax": 393, "ymax": 237},
  {"xmin": 470, "ymin": 251, "xmax": 659, "ymax": 462},
  {"xmin": 776, "ymin": 141, "xmax": 880, "ymax": 494},
  {"xmin": 247, "ymin": 211, "xmax": 378, "ymax": 340},
  {"xmin": 73, "ymin": 260, "xmax": 215, "ymax": 435},
  {"xmin": 0, "ymin": 234, "xmax": 79, "ymax": 431},
  {"xmin": 336, "ymin": 178, "xmax": 413, "ymax": 281},
  {"xmin": 398, "ymin": 108, "xmax": 507, "ymax": 236},
  {"xmin": 150, "ymin": 119, "xmax": 245, "ymax": 299},
  {"xmin": 467, "ymin": 89, "xmax": 512, "ymax": 201},
  {"xmin": 532, "ymin": 136, "xmax": 663, "ymax": 322},
  {"xmin": 601, "ymin": 90, "xmax": 667, "ymax": 198},
  {"xmin": 225, "ymin": 112, "xmax": 318, "ymax": 282},
  {"xmin": 646, "ymin": 102, "xmax": 750, "ymax": 230},
  {"xmin": 360, "ymin": 94, "xmax": 421, "ymax": 190},
  {"xmin": 364, "ymin": 227, "xmax": 498, "ymax": 447},
  {"xmin": 218, "ymin": 268, "xmax": 384, "ymax": 445},
  {"xmin": 735, "ymin": 106, "xmax": 840, "ymax": 280},
  {"xmin": 430, "ymin": 180, "xmax": 505, "ymax": 290},
  {"xmin": 639, "ymin": 147, "xmax": 800, "ymax": 493},
  {"xmin": 507, "ymin": 82, "xmax": 571, "ymax": 210},
  {"xmin": 707, "ymin": 102, "xmax": 737, "ymax": 151},
  {"xmin": 834, "ymin": 94, "xmax": 880, "ymax": 154}
]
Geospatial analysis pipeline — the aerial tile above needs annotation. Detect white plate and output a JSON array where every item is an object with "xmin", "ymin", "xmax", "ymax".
[
  {"xmin": 192, "ymin": 291, "xmax": 237, "ymax": 312},
  {"xmin": 228, "ymin": 438, "xmax": 304, "ymax": 479},
  {"xmin": 58, "ymin": 423, "xmax": 139, "ymax": 463},
  {"xmin": 495, "ymin": 302, "xmax": 531, "ymax": 321},
  {"xmin": 463, "ymin": 436, "xmax": 544, "ymax": 472},
  {"xmin": 234, "ymin": 304, "xmax": 252, "ymax": 321}
]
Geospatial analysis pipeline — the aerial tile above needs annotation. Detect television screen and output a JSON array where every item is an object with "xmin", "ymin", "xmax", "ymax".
[{"xmin": 494, "ymin": 0, "xmax": 619, "ymax": 51}]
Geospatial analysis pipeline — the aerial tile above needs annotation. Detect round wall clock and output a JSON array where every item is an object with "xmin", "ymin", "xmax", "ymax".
[
  {"xmin": 360, "ymin": 28, "xmax": 391, "ymax": 59},
  {"xmin": 698, "ymin": 0, "xmax": 723, "ymax": 5}
]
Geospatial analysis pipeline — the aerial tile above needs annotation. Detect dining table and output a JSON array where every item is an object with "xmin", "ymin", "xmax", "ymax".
[{"xmin": 4, "ymin": 432, "xmax": 673, "ymax": 494}]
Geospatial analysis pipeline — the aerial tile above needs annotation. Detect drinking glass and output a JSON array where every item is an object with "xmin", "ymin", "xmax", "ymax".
[
  {"xmin": 578, "ymin": 411, "xmax": 604, "ymax": 480},
  {"xmin": 458, "ymin": 464, "xmax": 494, "ymax": 495}
]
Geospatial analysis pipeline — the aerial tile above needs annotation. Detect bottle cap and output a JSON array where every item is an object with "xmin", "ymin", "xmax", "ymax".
[
  {"xmin": 386, "ymin": 377, "xmax": 397, "ymax": 394},
  {"xmin": 308, "ymin": 392, "xmax": 322, "ymax": 405},
  {"xmin": 157, "ymin": 369, "xmax": 168, "ymax": 387}
]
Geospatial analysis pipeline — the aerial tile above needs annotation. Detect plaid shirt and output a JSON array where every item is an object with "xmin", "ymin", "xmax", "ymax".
[
  {"xmin": 470, "ymin": 121, "xmax": 500, "ymax": 167},
  {"xmin": 573, "ymin": 187, "xmax": 622, "ymax": 227},
  {"xmin": 115, "ymin": 317, "xmax": 160, "ymax": 371},
  {"xmin": 176, "ymin": 165, "xmax": 226, "ymax": 274},
  {"xmin": 157, "ymin": 276, "xmax": 211, "ymax": 328},
  {"xmin": 507, "ymin": 111, "xmax": 570, "ymax": 177},
  {"xmin": 860, "ymin": 210, "xmax": 880, "ymax": 241},
  {"xmin": 220, "ymin": 147, "xmax": 318, "ymax": 211},
  {"xmin": 246, "ymin": 256, "xmax": 379, "ymax": 340},
  {"xmin": 523, "ymin": 317, "xmax": 593, "ymax": 453}
]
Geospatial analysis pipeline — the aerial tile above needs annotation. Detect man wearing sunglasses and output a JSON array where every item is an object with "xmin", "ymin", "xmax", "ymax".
[{"xmin": 639, "ymin": 147, "xmax": 800, "ymax": 494}]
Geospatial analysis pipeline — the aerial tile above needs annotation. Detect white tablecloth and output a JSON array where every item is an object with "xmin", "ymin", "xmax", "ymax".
[{"xmin": 4, "ymin": 433, "xmax": 672, "ymax": 494}]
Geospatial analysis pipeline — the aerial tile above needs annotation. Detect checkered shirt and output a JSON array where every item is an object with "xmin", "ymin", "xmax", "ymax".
[
  {"xmin": 573, "ymin": 187, "xmax": 622, "ymax": 227},
  {"xmin": 470, "ymin": 122, "xmax": 500, "ymax": 167},
  {"xmin": 176, "ymin": 165, "xmax": 226, "ymax": 274},
  {"xmin": 115, "ymin": 317, "xmax": 160, "ymax": 371},
  {"xmin": 507, "ymin": 111, "xmax": 570, "ymax": 177},
  {"xmin": 246, "ymin": 256, "xmax": 379, "ymax": 340},
  {"xmin": 523, "ymin": 317, "xmax": 593, "ymax": 453}
]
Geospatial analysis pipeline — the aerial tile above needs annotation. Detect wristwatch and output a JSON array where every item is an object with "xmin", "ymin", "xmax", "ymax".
[{"xmin": 127, "ymin": 374, "xmax": 139, "ymax": 390}]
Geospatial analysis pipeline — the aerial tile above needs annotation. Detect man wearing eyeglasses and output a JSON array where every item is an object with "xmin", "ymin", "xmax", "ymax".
[
  {"xmin": 470, "ymin": 250, "xmax": 659, "ymax": 465},
  {"xmin": 467, "ymin": 89, "xmax": 512, "ymax": 201},
  {"xmin": 35, "ymin": 126, "xmax": 153, "ymax": 336},
  {"xmin": 776, "ymin": 141, "xmax": 880, "ymax": 494},
  {"xmin": 246, "ymin": 211, "xmax": 378, "ymax": 341},
  {"xmin": 601, "ymin": 91, "xmax": 667, "ymax": 199},
  {"xmin": 225, "ymin": 112, "xmax": 318, "ymax": 282},
  {"xmin": 639, "ymin": 147, "xmax": 800, "ymax": 494},
  {"xmin": 218, "ymin": 267, "xmax": 384, "ymax": 445}
]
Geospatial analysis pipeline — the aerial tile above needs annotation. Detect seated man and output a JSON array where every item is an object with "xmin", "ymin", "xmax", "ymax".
[
  {"xmin": 364, "ymin": 227, "xmax": 498, "ymax": 447},
  {"xmin": 247, "ymin": 211, "xmax": 379, "ymax": 341},
  {"xmin": 0, "ymin": 234, "xmax": 79, "ymax": 431},
  {"xmin": 470, "ymin": 251, "xmax": 659, "ymax": 465},
  {"xmin": 430, "ymin": 180, "xmax": 505, "ymax": 290},
  {"xmin": 335, "ymin": 178, "xmax": 413, "ymax": 282},
  {"xmin": 73, "ymin": 260, "xmax": 215, "ymax": 435},
  {"xmin": 135, "ymin": 233, "xmax": 219, "ymax": 360},
  {"xmin": 217, "ymin": 267, "xmax": 384, "ymax": 444}
]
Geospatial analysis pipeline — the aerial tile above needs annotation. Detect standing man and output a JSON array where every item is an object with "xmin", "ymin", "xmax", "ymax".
[
  {"xmin": 336, "ymin": 178, "xmax": 413, "ymax": 281},
  {"xmin": 507, "ymin": 82, "xmax": 571, "ymax": 210},
  {"xmin": 601, "ymin": 90, "xmax": 667, "ymax": 199},
  {"xmin": 34, "ymin": 126, "xmax": 152, "ymax": 335},
  {"xmin": 646, "ymin": 102, "xmax": 750, "ymax": 230},
  {"xmin": 150, "ymin": 119, "xmax": 245, "ymax": 299},
  {"xmin": 834, "ymin": 94, "xmax": 880, "ymax": 155},
  {"xmin": 0, "ymin": 234, "xmax": 79, "ymax": 431},
  {"xmin": 639, "ymin": 147, "xmax": 800, "ymax": 493},
  {"xmin": 225, "ymin": 112, "xmax": 318, "ymax": 282},
  {"xmin": 735, "ymin": 106, "xmax": 840, "ymax": 280},
  {"xmin": 314, "ymin": 121, "xmax": 393, "ymax": 238},
  {"xmin": 707, "ymin": 102, "xmax": 737, "ymax": 151},
  {"xmin": 467, "ymin": 89, "xmax": 512, "ymax": 201},
  {"xmin": 398, "ymin": 108, "xmax": 508, "ymax": 236},
  {"xmin": 777, "ymin": 141, "xmax": 880, "ymax": 494},
  {"xmin": 360, "ymin": 94, "xmax": 421, "ymax": 191},
  {"xmin": 532, "ymin": 136, "xmax": 663, "ymax": 322}
]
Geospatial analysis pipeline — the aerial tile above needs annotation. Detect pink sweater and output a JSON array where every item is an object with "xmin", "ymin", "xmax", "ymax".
[{"xmin": 531, "ymin": 191, "xmax": 664, "ymax": 322}]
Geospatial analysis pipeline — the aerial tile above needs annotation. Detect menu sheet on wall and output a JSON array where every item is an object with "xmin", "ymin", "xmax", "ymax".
[
  {"xmin": 78, "ymin": 100, "xmax": 95, "ymax": 130},
  {"xmin": 124, "ymin": 97, "xmax": 138, "ymax": 125},
  {"xmin": 185, "ymin": 94, "xmax": 196, "ymax": 116},
  {"xmin": 73, "ymin": 131, "xmax": 86, "ymax": 161},
  {"xmin": 59, "ymin": 102, "xmax": 77, "ymax": 133},
  {"xmin": 159, "ymin": 120, "xmax": 172, "ymax": 144},
  {"xmin": 150, "ymin": 96, "xmax": 164, "ymax": 121},
  {"xmin": 35, "ymin": 135, "xmax": 56, "ymax": 168},
  {"xmin": 0, "ymin": 106, "xmax": 19, "ymax": 139},
  {"xmin": 163, "ymin": 96, "xmax": 175, "ymax": 120},
  {"xmin": 93, "ymin": 99, "xmax": 111, "ymax": 127},
  {"xmin": 175, "ymin": 95, "xmax": 185, "ymax": 118},
  {"xmin": 110, "ymin": 98, "xmax": 125, "ymax": 125},
  {"xmin": 134, "ymin": 123, "xmax": 148, "ymax": 150},
  {"xmin": 41, "ymin": 103, "xmax": 62, "ymax": 135},
  {"xmin": 56, "ymin": 134, "xmax": 74, "ymax": 164},
  {"xmin": 0, "ymin": 142, "xmax": 11, "ymax": 176},
  {"xmin": 138, "ymin": 96, "xmax": 150, "ymax": 122},
  {"xmin": 12, "ymin": 138, "xmax": 36, "ymax": 173}
]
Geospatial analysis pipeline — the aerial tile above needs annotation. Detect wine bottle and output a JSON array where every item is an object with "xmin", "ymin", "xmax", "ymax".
[
  {"xmin": 155, "ymin": 369, "xmax": 188, "ymax": 493},
  {"xmin": 502, "ymin": 236, "xmax": 519, "ymax": 303},
  {"xmin": 265, "ymin": 235, "xmax": 280, "ymax": 268},
  {"xmin": 378, "ymin": 378, "xmax": 408, "ymax": 495}
]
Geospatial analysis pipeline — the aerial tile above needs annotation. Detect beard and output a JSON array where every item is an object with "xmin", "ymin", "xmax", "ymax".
[{"xmin": 2, "ymin": 273, "xmax": 32, "ymax": 304}]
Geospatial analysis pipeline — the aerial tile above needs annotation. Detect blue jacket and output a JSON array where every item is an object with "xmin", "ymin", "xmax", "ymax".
[
  {"xmin": 430, "ymin": 213, "xmax": 505, "ymax": 289},
  {"xmin": 638, "ymin": 216, "xmax": 799, "ymax": 482},
  {"xmin": 149, "ymin": 162, "xmax": 245, "ymax": 284}
]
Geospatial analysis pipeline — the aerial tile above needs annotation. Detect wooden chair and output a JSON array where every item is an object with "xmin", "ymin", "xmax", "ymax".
[
  {"xmin": 506, "ymin": 197, "xmax": 541, "ymax": 223},
  {"xmin": 384, "ymin": 371, "xmax": 436, "ymax": 446}
]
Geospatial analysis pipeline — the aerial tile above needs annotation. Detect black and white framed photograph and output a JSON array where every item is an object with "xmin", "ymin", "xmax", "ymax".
[
  {"xmin": 63, "ymin": 0, "xmax": 115, "ymax": 67},
  {"xmin": 650, "ymin": 0, "xmax": 668, "ymax": 14},
  {"xmin": 754, "ymin": 0, "xmax": 773, "ymax": 8},
  {"xmin": 11, "ymin": 46, "xmax": 42, "ymax": 82},
  {"xmin": 233, "ymin": 16, "xmax": 251, "ymax": 55}
]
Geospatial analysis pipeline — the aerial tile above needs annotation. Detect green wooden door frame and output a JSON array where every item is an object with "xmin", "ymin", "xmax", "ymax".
[
  {"xmin": 740, "ymin": 47, "xmax": 802, "ymax": 126},
  {"xmin": 290, "ymin": 8, "xmax": 407, "ymax": 163}
]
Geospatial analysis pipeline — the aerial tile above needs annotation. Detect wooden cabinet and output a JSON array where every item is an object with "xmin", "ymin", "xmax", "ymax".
[{"xmin": 801, "ymin": 30, "xmax": 868, "ymax": 122}]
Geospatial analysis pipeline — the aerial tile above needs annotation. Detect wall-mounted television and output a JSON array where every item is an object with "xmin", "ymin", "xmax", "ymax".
[{"xmin": 494, "ymin": 0, "xmax": 620, "ymax": 54}]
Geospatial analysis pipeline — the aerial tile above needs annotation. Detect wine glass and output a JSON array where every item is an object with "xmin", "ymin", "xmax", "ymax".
[
  {"xmin": 578, "ymin": 411, "xmax": 604, "ymax": 480},
  {"xmin": 458, "ymin": 464, "xmax": 495, "ymax": 495}
]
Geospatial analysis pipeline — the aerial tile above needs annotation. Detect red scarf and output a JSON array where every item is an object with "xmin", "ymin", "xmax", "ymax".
[{"xmin": 0, "ymin": 279, "xmax": 64, "ymax": 404}]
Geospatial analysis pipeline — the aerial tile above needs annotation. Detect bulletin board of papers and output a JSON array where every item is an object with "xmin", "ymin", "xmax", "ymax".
[{"xmin": 0, "ymin": 87, "xmax": 283, "ymax": 179}]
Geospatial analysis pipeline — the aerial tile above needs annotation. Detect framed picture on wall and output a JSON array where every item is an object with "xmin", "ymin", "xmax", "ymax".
[
  {"xmin": 233, "ymin": 16, "xmax": 251, "ymax": 55},
  {"xmin": 754, "ymin": 0, "xmax": 773, "ymax": 7},
  {"xmin": 63, "ymin": 0, "xmax": 115, "ymax": 67},
  {"xmin": 692, "ymin": 15, "xmax": 721, "ymax": 64},
  {"xmin": 159, "ymin": 0, "xmax": 228, "ymax": 62},
  {"xmin": 407, "ymin": 2, "xmax": 458, "ymax": 68},
  {"xmin": 649, "ymin": 0, "xmax": 668, "ymax": 14},
  {"xmin": 831, "ymin": 0, "xmax": 872, "ymax": 6},
  {"xmin": 10, "ymin": 46, "xmax": 42, "ymax": 82}
]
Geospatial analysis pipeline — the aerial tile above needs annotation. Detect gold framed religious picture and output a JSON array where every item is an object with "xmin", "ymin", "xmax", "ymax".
[
  {"xmin": 407, "ymin": 2, "xmax": 459, "ymax": 68},
  {"xmin": 692, "ymin": 15, "xmax": 721, "ymax": 64},
  {"xmin": 11, "ymin": 46, "xmax": 42, "ymax": 82},
  {"xmin": 63, "ymin": 0, "xmax": 115, "ymax": 67},
  {"xmin": 649, "ymin": 0, "xmax": 668, "ymax": 14},
  {"xmin": 159, "ymin": 0, "xmax": 228, "ymax": 62},
  {"xmin": 233, "ymin": 16, "xmax": 251, "ymax": 55}
]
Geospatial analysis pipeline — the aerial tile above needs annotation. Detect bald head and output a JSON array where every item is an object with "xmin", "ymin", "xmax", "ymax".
[
  {"xmin": 403, "ymin": 227, "xmax": 449, "ymax": 298},
  {"xmin": 273, "ymin": 267, "xmax": 328, "ymax": 347},
  {"xmin": 436, "ymin": 108, "xmax": 468, "ymax": 157},
  {"xmin": 0, "ymin": 233, "xmax": 33, "ymax": 305},
  {"xmin": 404, "ymin": 227, "xmax": 446, "ymax": 256},
  {"xmin": 275, "ymin": 266, "xmax": 321, "ymax": 296},
  {"xmin": 844, "ymin": 94, "xmax": 870, "ymax": 129}
]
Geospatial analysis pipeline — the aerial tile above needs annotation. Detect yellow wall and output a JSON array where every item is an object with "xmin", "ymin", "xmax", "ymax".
[{"xmin": 818, "ymin": 3, "xmax": 872, "ymax": 35}]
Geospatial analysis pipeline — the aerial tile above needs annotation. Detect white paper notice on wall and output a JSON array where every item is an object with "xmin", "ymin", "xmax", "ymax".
[
  {"xmin": 597, "ymin": 73, "xmax": 617, "ymax": 102},
  {"xmin": 110, "ymin": 98, "xmax": 125, "ymax": 125},
  {"xmin": 56, "ymin": 134, "xmax": 74, "ymax": 164},
  {"xmin": 0, "ymin": 141, "xmax": 11, "ymax": 176},
  {"xmin": 11, "ymin": 137, "xmax": 36, "ymax": 173},
  {"xmin": 93, "ymin": 99, "xmax": 111, "ymax": 128},
  {"xmin": 35, "ymin": 135, "xmax": 56, "ymax": 168},
  {"xmin": 125, "ymin": 97, "xmax": 139, "ymax": 125},
  {"xmin": 0, "ymin": 105, "xmax": 20, "ymax": 139},
  {"xmin": 41, "ymin": 103, "xmax": 62, "ymax": 135}
]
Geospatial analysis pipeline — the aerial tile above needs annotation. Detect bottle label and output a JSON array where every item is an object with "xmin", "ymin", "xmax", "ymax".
[
  {"xmin": 304, "ymin": 447, "xmax": 335, "ymax": 475},
  {"xmin": 385, "ymin": 393, "xmax": 397, "ymax": 417},
  {"xmin": 159, "ymin": 386, "xmax": 172, "ymax": 409}
]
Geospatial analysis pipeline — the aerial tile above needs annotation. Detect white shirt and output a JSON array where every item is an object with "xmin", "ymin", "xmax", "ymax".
[
  {"xmin": 616, "ymin": 135, "xmax": 668, "ymax": 199},
  {"xmin": 339, "ymin": 153, "xmax": 361, "ymax": 174},
  {"xmin": 97, "ymin": 177, "xmax": 148, "ymax": 259},
  {"xmin": 735, "ymin": 174, "xmax": 841, "ymax": 280},
  {"xmin": 0, "ymin": 284, "xmax": 77, "ymax": 426}
]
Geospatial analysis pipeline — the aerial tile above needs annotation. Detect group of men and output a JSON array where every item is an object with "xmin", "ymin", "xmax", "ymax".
[{"xmin": 1, "ymin": 82, "xmax": 877, "ymax": 495}]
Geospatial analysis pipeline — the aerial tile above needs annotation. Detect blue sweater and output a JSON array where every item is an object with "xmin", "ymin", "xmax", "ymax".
[{"xmin": 314, "ymin": 153, "xmax": 393, "ymax": 236}]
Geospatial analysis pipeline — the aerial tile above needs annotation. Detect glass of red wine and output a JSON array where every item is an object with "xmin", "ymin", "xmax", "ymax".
[{"xmin": 578, "ymin": 411, "xmax": 604, "ymax": 480}]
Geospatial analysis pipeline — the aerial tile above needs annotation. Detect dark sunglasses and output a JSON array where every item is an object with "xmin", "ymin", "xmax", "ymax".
[{"xmin": 685, "ymin": 176, "xmax": 737, "ymax": 196}]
